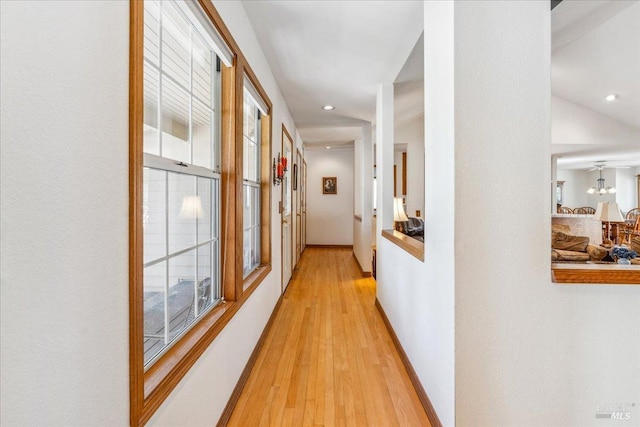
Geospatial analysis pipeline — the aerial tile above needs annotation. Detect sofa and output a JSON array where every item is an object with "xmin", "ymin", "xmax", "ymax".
[{"xmin": 551, "ymin": 224, "xmax": 607, "ymax": 262}]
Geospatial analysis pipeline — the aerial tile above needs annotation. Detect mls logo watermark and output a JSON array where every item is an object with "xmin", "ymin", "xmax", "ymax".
[{"xmin": 596, "ymin": 402, "xmax": 636, "ymax": 421}]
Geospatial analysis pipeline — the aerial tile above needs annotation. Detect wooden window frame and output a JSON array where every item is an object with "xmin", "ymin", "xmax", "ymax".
[{"xmin": 129, "ymin": 1, "xmax": 273, "ymax": 425}]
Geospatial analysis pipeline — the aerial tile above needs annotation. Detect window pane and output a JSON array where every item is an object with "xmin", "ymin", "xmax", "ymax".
[
  {"xmin": 248, "ymin": 137, "xmax": 258, "ymax": 182},
  {"xmin": 168, "ymin": 172, "xmax": 197, "ymax": 254},
  {"xmin": 144, "ymin": 168, "xmax": 167, "ymax": 264},
  {"xmin": 243, "ymin": 228, "xmax": 252, "ymax": 277},
  {"xmin": 196, "ymin": 243, "xmax": 213, "ymax": 317},
  {"xmin": 144, "ymin": 0, "xmax": 160, "ymax": 67},
  {"xmin": 161, "ymin": 76, "xmax": 190, "ymax": 163},
  {"xmin": 192, "ymin": 99, "xmax": 212, "ymax": 169},
  {"xmin": 161, "ymin": 2, "xmax": 190, "ymax": 89},
  {"xmin": 143, "ymin": 65, "xmax": 160, "ymax": 156},
  {"xmin": 192, "ymin": 32, "xmax": 212, "ymax": 106},
  {"xmin": 144, "ymin": 261, "xmax": 166, "ymax": 365},
  {"xmin": 168, "ymin": 250, "xmax": 196, "ymax": 340},
  {"xmin": 252, "ymin": 185, "xmax": 260, "ymax": 227},
  {"xmin": 243, "ymin": 184, "xmax": 252, "ymax": 231},
  {"xmin": 197, "ymin": 177, "xmax": 212, "ymax": 243},
  {"xmin": 253, "ymin": 226, "xmax": 260, "ymax": 268}
]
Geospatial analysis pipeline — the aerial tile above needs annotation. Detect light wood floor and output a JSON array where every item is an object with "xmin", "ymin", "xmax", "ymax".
[{"xmin": 227, "ymin": 247, "xmax": 431, "ymax": 426}]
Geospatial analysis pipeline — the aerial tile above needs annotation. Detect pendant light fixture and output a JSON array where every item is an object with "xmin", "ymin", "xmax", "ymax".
[{"xmin": 587, "ymin": 166, "xmax": 616, "ymax": 195}]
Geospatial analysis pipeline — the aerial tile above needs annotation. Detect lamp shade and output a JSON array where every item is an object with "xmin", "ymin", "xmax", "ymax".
[
  {"xmin": 593, "ymin": 202, "xmax": 624, "ymax": 223},
  {"xmin": 180, "ymin": 195, "xmax": 205, "ymax": 219},
  {"xmin": 393, "ymin": 197, "xmax": 408, "ymax": 222}
]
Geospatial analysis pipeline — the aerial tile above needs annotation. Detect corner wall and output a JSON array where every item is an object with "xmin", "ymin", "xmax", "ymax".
[
  {"xmin": 1, "ymin": 2, "xmax": 130, "ymax": 425},
  {"xmin": 0, "ymin": 1, "xmax": 300, "ymax": 425},
  {"xmin": 454, "ymin": 2, "xmax": 640, "ymax": 426}
]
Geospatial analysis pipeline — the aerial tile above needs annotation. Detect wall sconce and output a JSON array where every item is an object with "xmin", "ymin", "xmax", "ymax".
[{"xmin": 273, "ymin": 152, "xmax": 288, "ymax": 185}]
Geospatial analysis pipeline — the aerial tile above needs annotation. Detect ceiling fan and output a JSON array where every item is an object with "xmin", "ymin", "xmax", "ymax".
[{"xmin": 585, "ymin": 162, "xmax": 630, "ymax": 172}]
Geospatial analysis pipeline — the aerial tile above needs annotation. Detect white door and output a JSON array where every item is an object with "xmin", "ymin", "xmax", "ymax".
[
  {"xmin": 301, "ymin": 160, "xmax": 307, "ymax": 251},
  {"xmin": 281, "ymin": 127, "xmax": 293, "ymax": 292},
  {"xmin": 295, "ymin": 149, "xmax": 302, "ymax": 266}
]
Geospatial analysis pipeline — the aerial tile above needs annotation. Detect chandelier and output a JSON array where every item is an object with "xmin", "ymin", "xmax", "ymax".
[{"xmin": 587, "ymin": 167, "xmax": 616, "ymax": 195}]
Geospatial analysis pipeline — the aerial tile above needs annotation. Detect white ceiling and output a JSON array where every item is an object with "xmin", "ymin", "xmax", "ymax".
[
  {"xmin": 241, "ymin": 0, "xmax": 639, "ymax": 167},
  {"xmin": 552, "ymin": 0, "xmax": 640, "ymax": 170},
  {"xmin": 242, "ymin": 0, "xmax": 423, "ymax": 146}
]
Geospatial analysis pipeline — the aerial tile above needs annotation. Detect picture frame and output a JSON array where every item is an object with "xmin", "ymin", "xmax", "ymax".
[
  {"xmin": 322, "ymin": 177, "xmax": 337, "ymax": 195},
  {"xmin": 293, "ymin": 164, "xmax": 298, "ymax": 191}
]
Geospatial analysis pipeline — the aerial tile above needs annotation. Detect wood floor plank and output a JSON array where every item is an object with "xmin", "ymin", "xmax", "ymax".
[{"xmin": 227, "ymin": 248, "xmax": 431, "ymax": 427}]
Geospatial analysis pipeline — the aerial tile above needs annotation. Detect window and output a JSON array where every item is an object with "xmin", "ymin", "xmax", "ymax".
[
  {"xmin": 142, "ymin": 0, "xmax": 222, "ymax": 368},
  {"xmin": 130, "ymin": 1, "xmax": 273, "ymax": 424},
  {"xmin": 243, "ymin": 90, "xmax": 261, "ymax": 278}
]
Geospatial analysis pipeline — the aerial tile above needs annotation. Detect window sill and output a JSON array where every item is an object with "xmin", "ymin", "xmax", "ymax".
[
  {"xmin": 140, "ymin": 262, "xmax": 271, "ymax": 424},
  {"xmin": 552, "ymin": 263, "xmax": 640, "ymax": 285},
  {"xmin": 243, "ymin": 264, "xmax": 271, "ymax": 294},
  {"xmin": 382, "ymin": 229, "xmax": 424, "ymax": 261}
]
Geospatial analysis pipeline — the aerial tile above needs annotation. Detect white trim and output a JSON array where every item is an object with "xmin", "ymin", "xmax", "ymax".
[
  {"xmin": 180, "ymin": 0, "xmax": 234, "ymax": 66},
  {"xmin": 244, "ymin": 77, "xmax": 269, "ymax": 115}
]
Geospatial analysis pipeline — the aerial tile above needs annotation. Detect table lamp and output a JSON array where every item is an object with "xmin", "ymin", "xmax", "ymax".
[
  {"xmin": 393, "ymin": 197, "xmax": 408, "ymax": 231},
  {"xmin": 593, "ymin": 202, "xmax": 624, "ymax": 245}
]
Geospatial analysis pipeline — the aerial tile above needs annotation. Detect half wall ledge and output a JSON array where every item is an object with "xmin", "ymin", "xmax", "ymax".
[
  {"xmin": 382, "ymin": 229, "xmax": 424, "ymax": 261},
  {"xmin": 552, "ymin": 263, "xmax": 640, "ymax": 285}
]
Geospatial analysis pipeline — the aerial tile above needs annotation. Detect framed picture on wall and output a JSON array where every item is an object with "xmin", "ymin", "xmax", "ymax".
[{"xmin": 323, "ymin": 177, "xmax": 337, "ymax": 195}]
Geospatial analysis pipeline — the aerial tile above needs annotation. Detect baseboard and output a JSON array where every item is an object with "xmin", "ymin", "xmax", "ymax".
[
  {"xmin": 305, "ymin": 244, "xmax": 353, "ymax": 249},
  {"xmin": 217, "ymin": 295, "xmax": 284, "ymax": 426},
  {"xmin": 352, "ymin": 252, "xmax": 372, "ymax": 278},
  {"xmin": 375, "ymin": 298, "xmax": 443, "ymax": 427}
]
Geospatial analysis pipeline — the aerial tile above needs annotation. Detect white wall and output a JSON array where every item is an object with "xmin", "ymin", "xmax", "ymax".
[
  {"xmin": 377, "ymin": 3, "xmax": 455, "ymax": 425},
  {"xmin": 557, "ymin": 169, "xmax": 590, "ymax": 209},
  {"xmin": 454, "ymin": 3, "xmax": 640, "ymax": 427},
  {"xmin": 379, "ymin": 3, "xmax": 640, "ymax": 427},
  {"xmin": 552, "ymin": 95, "xmax": 640, "ymax": 146},
  {"xmin": 353, "ymin": 123, "xmax": 374, "ymax": 274},
  {"xmin": 0, "ymin": 2, "xmax": 130, "ymax": 425},
  {"xmin": 395, "ymin": 114, "xmax": 425, "ymax": 217},
  {"xmin": 306, "ymin": 148, "xmax": 355, "ymax": 245},
  {"xmin": 0, "ymin": 1, "xmax": 299, "ymax": 426},
  {"xmin": 616, "ymin": 168, "xmax": 638, "ymax": 213}
]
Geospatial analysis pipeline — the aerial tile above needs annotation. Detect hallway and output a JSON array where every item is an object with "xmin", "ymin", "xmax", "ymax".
[{"xmin": 227, "ymin": 248, "xmax": 430, "ymax": 426}]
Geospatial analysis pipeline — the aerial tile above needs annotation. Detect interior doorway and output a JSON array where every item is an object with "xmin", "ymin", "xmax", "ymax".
[{"xmin": 281, "ymin": 125, "xmax": 294, "ymax": 292}]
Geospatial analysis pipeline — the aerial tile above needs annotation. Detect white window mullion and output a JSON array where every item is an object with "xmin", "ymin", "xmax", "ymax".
[
  {"xmin": 189, "ymin": 23, "xmax": 194, "ymax": 165},
  {"xmin": 158, "ymin": 1, "xmax": 164, "ymax": 157},
  {"xmin": 163, "ymin": 170, "xmax": 170, "ymax": 345}
]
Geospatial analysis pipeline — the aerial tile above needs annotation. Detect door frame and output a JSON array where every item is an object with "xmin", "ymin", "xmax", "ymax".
[
  {"xmin": 295, "ymin": 148, "xmax": 302, "ymax": 267},
  {"xmin": 281, "ymin": 125, "xmax": 294, "ymax": 293}
]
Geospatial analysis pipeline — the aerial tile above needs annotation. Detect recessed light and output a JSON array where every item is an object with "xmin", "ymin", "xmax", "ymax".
[
  {"xmin": 322, "ymin": 105, "xmax": 335, "ymax": 111},
  {"xmin": 325, "ymin": 146, "xmax": 331, "ymax": 149},
  {"xmin": 606, "ymin": 94, "xmax": 619, "ymax": 101}
]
